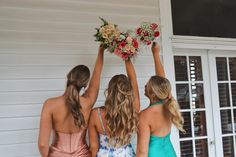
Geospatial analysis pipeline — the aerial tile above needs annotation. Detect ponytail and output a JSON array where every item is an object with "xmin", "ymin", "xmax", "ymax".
[
  {"xmin": 65, "ymin": 65, "xmax": 90, "ymax": 129},
  {"xmin": 65, "ymin": 84, "xmax": 86, "ymax": 128},
  {"xmin": 164, "ymin": 97, "xmax": 185, "ymax": 133}
]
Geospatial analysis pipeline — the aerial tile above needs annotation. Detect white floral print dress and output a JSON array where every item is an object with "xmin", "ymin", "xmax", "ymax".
[{"xmin": 96, "ymin": 108, "xmax": 135, "ymax": 157}]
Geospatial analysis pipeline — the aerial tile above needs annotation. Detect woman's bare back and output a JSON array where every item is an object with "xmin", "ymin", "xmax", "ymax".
[
  {"xmin": 143, "ymin": 105, "xmax": 172, "ymax": 137},
  {"xmin": 48, "ymin": 95, "xmax": 92, "ymax": 133}
]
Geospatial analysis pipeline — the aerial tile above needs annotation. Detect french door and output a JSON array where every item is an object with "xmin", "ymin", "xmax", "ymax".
[
  {"xmin": 173, "ymin": 49, "xmax": 236, "ymax": 157},
  {"xmin": 209, "ymin": 50, "xmax": 236, "ymax": 157}
]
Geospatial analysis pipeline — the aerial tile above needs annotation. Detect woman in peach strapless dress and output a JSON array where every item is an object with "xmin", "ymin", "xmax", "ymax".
[
  {"xmin": 49, "ymin": 130, "xmax": 90, "ymax": 157},
  {"xmin": 38, "ymin": 46, "xmax": 104, "ymax": 157}
]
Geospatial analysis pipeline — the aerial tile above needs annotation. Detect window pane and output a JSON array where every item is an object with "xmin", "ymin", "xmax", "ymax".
[
  {"xmin": 180, "ymin": 140, "xmax": 193, "ymax": 157},
  {"xmin": 174, "ymin": 56, "xmax": 188, "ymax": 81},
  {"xmin": 216, "ymin": 57, "xmax": 228, "ymax": 81},
  {"xmin": 231, "ymin": 83, "xmax": 236, "ymax": 107},
  {"xmin": 193, "ymin": 111, "xmax": 207, "ymax": 136},
  {"xmin": 180, "ymin": 112, "xmax": 192, "ymax": 138},
  {"xmin": 221, "ymin": 110, "xmax": 233, "ymax": 134},
  {"xmin": 234, "ymin": 109, "xmax": 236, "ymax": 133},
  {"xmin": 191, "ymin": 83, "xmax": 205, "ymax": 108},
  {"xmin": 222, "ymin": 136, "xmax": 235, "ymax": 157},
  {"xmin": 229, "ymin": 57, "xmax": 236, "ymax": 80},
  {"xmin": 171, "ymin": 0, "xmax": 236, "ymax": 38},
  {"xmin": 189, "ymin": 56, "xmax": 203, "ymax": 81},
  {"xmin": 218, "ymin": 83, "xmax": 230, "ymax": 107},
  {"xmin": 176, "ymin": 84, "xmax": 190, "ymax": 109},
  {"xmin": 195, "ymin": 139, "xmax": 208, "ymax": 157}
]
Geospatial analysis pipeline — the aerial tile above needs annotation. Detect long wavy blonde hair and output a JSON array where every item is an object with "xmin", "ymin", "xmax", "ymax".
[
  {"xmin": 104, "ymin": 74, "xmax": 138, "ymax": 147},
  {"xmin": 65, "ymin": 65, "xmax": 90, "ymax": 129},
  {"xmin": 148, "ymin": 75, "xmax": 185, "ymax": 132}
]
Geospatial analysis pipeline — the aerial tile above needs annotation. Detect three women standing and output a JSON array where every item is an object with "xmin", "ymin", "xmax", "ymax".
[{"xmin": 38, "ymin": 43, "xmax": 184, "ymax": 157}]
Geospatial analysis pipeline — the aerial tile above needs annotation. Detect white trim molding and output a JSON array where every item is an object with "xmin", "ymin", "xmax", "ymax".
[{"xmin": 172, "ymin": 35, "xmax": 236, "ymax": 51}]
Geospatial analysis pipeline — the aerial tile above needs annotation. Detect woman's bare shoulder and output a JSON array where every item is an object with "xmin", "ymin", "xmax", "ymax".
[
  {"xmin": 80, "ymin": 95, "xmax": 94, "ymax": 108},
  {"xmin": 139, "ymin": 106, "xmax": 159, "ymax": 123},
  {"xmin": 42, "ymin": 96, "xmax": 64, "ymax": 111}
]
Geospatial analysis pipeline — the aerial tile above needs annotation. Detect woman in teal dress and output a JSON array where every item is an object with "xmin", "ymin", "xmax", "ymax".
[{"xmin": 136, "ymin": 43, "xmax": 185, "ymax": 157}]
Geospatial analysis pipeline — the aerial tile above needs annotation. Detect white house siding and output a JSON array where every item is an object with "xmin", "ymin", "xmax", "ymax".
[{"xmin": 0, "ymin": 0, "xmax": 161, "ymax": 156}]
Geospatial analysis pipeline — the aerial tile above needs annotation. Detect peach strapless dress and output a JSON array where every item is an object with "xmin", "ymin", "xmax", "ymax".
[{"xmin": 48, "ymin": 130, "xmax": 91, "ymax": 157}]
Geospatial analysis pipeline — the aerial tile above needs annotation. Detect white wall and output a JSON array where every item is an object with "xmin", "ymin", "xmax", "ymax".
[{"xmin": 0, "ymin": 0, "xmax": 160, "ymax": 156}]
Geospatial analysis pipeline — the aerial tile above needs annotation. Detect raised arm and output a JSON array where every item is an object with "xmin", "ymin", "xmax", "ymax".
[
  {"xmin": 152, "ymin": 42, "xmax": 165, "ymax": 77},
  {"xmin": 84, "ymin": 46, "xmax": 104, "ymax": 106},
  {"xmin": 88, "ymin": 109, "xmax": 99, "ymax": 157},
  {"xmin": 125, "ymin": 59, "xmax": 140, "ymax": 112},
  {"xmin": 136, "ymin": 113, "xmax": 150, "ymax": 157},
  {"xmin": 38, "ymin": 100, "xmax": 52, "ymax": 157}
]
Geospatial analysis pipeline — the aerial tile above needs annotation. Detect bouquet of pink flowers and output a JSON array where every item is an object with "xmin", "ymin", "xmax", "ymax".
[
  {"xmin": 94, "ymin": 17, "xmax": 120, "ymax": 49},
  {"xmin": 135, "ymin": 22, "xmax": 160, "ymax": 45},
  {"xmin": 108, "ymin": 33, "xmax": 139, "ymax": 60}
]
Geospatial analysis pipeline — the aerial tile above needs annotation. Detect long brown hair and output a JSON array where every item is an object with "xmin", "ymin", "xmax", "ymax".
[
  {"xmin": 148, "ymin": 75, "xmax": 185, "ymax": 132},
  {"xmin": 104, "ymin": 74, "xmax": 138, "ymax": 147},
  {"xmin": 65, "ymin": 65, "xmax": 90, "ymax": 128}
]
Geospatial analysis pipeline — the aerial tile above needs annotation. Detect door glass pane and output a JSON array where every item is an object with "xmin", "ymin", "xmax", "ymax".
[
  {"xmin": 180, "ymin": 112, "xmax": 192, "ymax": 138},
  {"xmin": 193, "ymin": 111, "xmax": 207, "ymax": 136},
  {"xmin": 222, "ymin": 136, "xmax": 235, "ymax": 157},
  {"xmin": 234, "ymin": 109, "xmax": 236, "ymax": 133},
  {"xmin": 229, "ymin": 58, "xmax": 236, "ymax": 80},
  {"xmin": 221, "ymin": 110, "xmax": 233, "ymax": 134},
  {"xmin": 232, "ymin": 83, "xmax": 236, "ymax": 107},
  {"xmin": 195, "ymin": 139, "xmax": 208, "ymax": 157},
  {"xmin": 174, "ymin": 56, "xmax": 188, "ymax": 81},
  {"xmin": 180, "ymin": 140, "xmax": 193, "ymax": 157},
  {"xmin": 189, "ymin": 56, "xmax": 203, "ymax": 81},
  {"xmin": 191, "ymin": 83, "xmax": 205, "ymax": 109},
  {"xmin": 176, "ymin": 84, "xmax": 190, "ymax": 109},
  {"xmin": 216, "ymin": 57, "xmax": 228, "ymax": 81},
  {"xmin": 218, "ymin": 83, "xmax": 230, "ymax": 107}
]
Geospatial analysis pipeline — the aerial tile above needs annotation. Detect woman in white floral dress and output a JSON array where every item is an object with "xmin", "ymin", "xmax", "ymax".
[{"xmin": 88, "ymin": 59, "xmax": 140, "ymax": 157}]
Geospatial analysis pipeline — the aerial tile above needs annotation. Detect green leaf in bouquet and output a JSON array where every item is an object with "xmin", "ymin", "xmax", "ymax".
[
  {"xmin": 99, "ymin": 17, "xmax": 108, "ymax": 25},
  {"xmin": 119, "ymin": 34, "xmax": 126, "ymax": 40},
  {"xmin": 94, "ymin": 33, "xmax": 99, "ymax": 37},
  {"xmin": 108, "ymin": 46, "xmax": 115, "ymax": 53},
  {"xmin": 101, "ymin": 43, "xmax": 109, "ymax": 49}
]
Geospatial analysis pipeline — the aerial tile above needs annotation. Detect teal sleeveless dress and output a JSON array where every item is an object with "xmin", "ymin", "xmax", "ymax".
[{"xmin": 148, "ymin": 101, "xmax": 177, "ymax": 157}]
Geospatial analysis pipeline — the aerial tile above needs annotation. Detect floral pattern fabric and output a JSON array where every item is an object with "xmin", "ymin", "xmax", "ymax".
[{"xmin": 96, "ymin": 134, "xmax": 135, "ymax": 157}]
